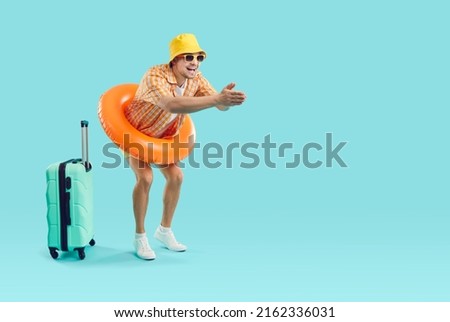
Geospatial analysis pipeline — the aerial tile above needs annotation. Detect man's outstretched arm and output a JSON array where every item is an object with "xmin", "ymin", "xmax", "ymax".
[{"xmin": 158, "ymin": 83, "xmax": 246, "ymax": 113}]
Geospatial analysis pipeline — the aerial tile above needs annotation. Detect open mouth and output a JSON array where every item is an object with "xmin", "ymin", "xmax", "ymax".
[{"xmin": 187, "ymin": 67, "xmax": 196, "ymax": 72}]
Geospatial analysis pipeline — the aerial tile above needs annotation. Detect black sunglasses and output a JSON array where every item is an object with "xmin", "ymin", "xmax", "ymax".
[{"xmin": 181, "ymin": 54, "xmax": 205, "ymax": 62}]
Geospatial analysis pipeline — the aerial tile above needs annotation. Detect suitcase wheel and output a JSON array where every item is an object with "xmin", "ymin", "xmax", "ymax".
[
  {"xmin": 89, "ymin": 239, "xmax": 96, "ymax": 246},
  {"xmin": 49, "ymin": 248, "xmax": 59, "ymax": 259},
  {"xmin": 78, "ymin": 248, "xmax": 86, "ymax": 260}
]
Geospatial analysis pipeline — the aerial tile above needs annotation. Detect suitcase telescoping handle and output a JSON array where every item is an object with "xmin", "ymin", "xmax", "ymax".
[{"xmin": 81, "ymin": 120, "xmax": 90, "ymax": 170}]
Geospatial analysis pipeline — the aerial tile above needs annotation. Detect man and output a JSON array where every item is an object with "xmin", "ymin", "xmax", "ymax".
[{"xmin": 124, "ymin": 33, "xmax": 246, "ymax": 260}]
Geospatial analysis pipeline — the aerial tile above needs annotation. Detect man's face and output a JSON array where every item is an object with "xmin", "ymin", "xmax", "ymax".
[{"xmin": 172, "ymin": 52, "xmax": 205, "ymax": 80}]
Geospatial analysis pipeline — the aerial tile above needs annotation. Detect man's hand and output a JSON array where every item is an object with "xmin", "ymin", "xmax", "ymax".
[{"xmin": 216, "ymin": 83, "xmax": 246, "ymax": 111}]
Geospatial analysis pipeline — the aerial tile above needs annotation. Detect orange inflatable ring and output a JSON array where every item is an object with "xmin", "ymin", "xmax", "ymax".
[{"xmin": 98, "ymin": 84, "xmax": 196, "ymax": 165}]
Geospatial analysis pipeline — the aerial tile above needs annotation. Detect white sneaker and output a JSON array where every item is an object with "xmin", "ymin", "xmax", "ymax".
[
  {"xmin": 154, "ymin": 228, "xmax": 187, "ymax": 252},
  {"xmin": 134, "ymin": 237, "xmax": 156, "ymax": 260}
]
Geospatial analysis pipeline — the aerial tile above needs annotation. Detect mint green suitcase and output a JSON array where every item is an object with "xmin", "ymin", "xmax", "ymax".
[{"xmin": 46, "ymin": 121, "xmax": 95, "ymax": 260}]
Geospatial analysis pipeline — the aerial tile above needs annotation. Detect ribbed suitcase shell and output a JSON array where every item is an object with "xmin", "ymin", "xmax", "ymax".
[{"xmin": 46, "ymin": 160, "xmax": 94, "ymax": 259}]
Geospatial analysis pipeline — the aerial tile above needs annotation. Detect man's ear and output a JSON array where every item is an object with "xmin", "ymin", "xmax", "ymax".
[{"xmin": 170, "ymin": 57, "xmax": 178, "ymax": 67}]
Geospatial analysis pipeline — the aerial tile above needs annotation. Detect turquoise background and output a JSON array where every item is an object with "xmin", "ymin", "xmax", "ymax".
[{"xmin": 1, "ymin": 0, "xmax": 449, "ymax": 301}]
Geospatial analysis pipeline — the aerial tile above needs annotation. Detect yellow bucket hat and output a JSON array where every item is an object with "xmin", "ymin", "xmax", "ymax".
[{"xmin": 169, "ymin": 33, "xmax": 206, "ymax": 62}]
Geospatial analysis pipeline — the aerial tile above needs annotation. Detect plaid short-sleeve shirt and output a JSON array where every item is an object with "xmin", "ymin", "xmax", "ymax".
[{"xmin": 124, "ymin": 64, "xmax": 217, "ymax": 138}]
